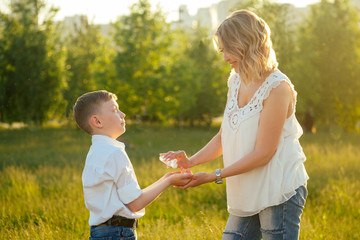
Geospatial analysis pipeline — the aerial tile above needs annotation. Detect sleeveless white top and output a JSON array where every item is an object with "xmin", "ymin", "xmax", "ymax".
[{"xmin": 221, "ymin": 69, "xmax": 309, "ymax": 217}]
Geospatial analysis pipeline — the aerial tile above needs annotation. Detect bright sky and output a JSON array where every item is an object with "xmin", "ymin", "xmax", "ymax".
[{"xmin": 1, "ymin": 0, "xmax": 320, "ymax": 24}]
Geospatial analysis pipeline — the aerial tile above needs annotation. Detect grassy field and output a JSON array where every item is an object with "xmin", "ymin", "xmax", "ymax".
[{"xmin": 0, "ymin": 125, "xmax": 359, "ymax": 239}]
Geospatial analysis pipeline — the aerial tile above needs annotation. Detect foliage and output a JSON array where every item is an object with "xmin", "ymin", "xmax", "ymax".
[
  {"xmin": 62, "ymin": 17, "xmax": 107, "ymax": 117},
  {"xmin": 0, "ymin": 127, "xmax": 359, "ymax": 239},
  {"xmin": 110, "ymin": 0, "xmax": 228, "ymax": 126},
  {"xmin": 233, "ymin": 0, "xmax": 360, "ymax": 131},
  {"xmin": 0, "ymin": 0, "xmax": 359, "ymax": 131},
  {"xmin": 295, "ymin": 0, "xmax": 360, "ymax": 130},
  {"xmin": 0, "ymin": 0, "xmax": 66, "ymax": 125},
  {"xmin": 111, "ymin": 0, "xmax": 173, "ymax": 122},
  {"xmin": 168, "ymin": 26, "xmax": 229, "ymax": 127}
]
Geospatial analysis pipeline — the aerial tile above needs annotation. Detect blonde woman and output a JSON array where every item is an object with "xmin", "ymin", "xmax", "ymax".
[{"xmin": 162, "ymin": 10, "xmax": 309, "ymax": 239}]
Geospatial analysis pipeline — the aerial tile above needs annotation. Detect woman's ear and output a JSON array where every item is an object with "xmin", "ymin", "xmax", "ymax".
[{"xmin": 89, "ymin": 115, "xmax": 103, "ymax": 129}]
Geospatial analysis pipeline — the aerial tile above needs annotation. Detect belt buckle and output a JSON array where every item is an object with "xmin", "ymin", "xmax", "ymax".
[
  {"xmin": 112, "ymin": 216, "xmax": 137, "ymax": 228},
  {"xmin": 112, "ymin": 217, "xmax": 122, "ymax": 226}
]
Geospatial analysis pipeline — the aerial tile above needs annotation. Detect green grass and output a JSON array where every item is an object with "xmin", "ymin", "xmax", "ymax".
[{"xmin": 0, "ymin": 126, "xmax": 359, "ymax": 239}]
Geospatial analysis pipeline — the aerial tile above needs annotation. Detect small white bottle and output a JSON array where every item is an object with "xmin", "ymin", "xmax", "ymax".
[{"xmin": 159, "ymin": 155, "xmax": 178, "ymax": 169}]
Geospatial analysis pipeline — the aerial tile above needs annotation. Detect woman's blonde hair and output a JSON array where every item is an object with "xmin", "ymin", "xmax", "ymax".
[{"xmin": 215, "ymin": 10, "xmax": 278, "ymax": 84}]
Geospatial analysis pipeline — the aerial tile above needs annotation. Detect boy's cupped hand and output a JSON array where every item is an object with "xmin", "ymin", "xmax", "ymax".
[
  {"xmin": 173, "ymin": 172, "xmax": 210, "ymax": 189},
  {"xmin": 164, "ymin": 172, "xmax": 193, "ymax": 187}
]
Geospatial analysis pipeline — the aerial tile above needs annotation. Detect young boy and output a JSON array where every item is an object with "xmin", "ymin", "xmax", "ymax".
[{"xmin": 73, "ymin": 90, "xmax": 192, "ymax": 239}]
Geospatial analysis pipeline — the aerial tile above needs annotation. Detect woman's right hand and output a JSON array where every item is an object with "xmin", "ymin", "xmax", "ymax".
[
  {"xmin": 160, "ymin": 150, "xmax": 193, "ymax": 169},
  {"xmin": 175, "ymin": 172, "xmax": 215, "ymax": 189},
  {"xmin": 166, "ymin": 172, "xmax": 193, "ymax": 186}
]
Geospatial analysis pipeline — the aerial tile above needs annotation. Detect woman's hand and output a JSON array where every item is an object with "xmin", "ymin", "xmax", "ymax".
[
  {"xmin": 175, "ymin": 172, "xmax": 216, "ymax": 189},
  {"xmin": 160, "ymin": 150, "xmax": 193, "ymax": 169}
]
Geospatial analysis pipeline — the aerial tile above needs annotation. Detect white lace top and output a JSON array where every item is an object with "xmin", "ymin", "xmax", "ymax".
[{"xmin": 221, "ymin": 69, "xmax": 309, "ymax": 217}]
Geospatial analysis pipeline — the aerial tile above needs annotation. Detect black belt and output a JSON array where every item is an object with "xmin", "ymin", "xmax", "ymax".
[{"xmin": 95, "ymin": 216, "xmax": 138, "ymax": 228}]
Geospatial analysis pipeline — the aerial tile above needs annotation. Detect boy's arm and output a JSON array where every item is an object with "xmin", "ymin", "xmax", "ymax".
[{"xmin": 125, "ymin": 173, "xmax": 192, "ymax": 213}]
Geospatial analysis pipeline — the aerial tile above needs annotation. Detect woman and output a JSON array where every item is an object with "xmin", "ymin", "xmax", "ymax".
[{"xmin": 162, "ymin": 10, "xmax": 309, "ymax": 240}]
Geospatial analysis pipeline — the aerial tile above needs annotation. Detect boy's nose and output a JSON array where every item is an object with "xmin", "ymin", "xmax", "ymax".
[{"xmin": 120, "ymin": 112, "xmax": 126, "ymax": 118}]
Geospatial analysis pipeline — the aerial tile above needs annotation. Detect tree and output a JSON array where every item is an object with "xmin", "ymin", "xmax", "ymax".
[
  {"xmin": 111, "ymin": 0, "xmax": 172, "ymax": 122},
  {"xmin": 168, "ymin": 25, "xmax": 229, "ymax": 127},
  {"xmin": 0, "ymin": 0, "xmax": 65, "ymax": 125},
  {"xmin": 62, "ymin": 17, "xmax": 107, "ymax": 117},
  {"xmin": 296, "ymin": 0, "xmax": 360, "ymax": 130}
]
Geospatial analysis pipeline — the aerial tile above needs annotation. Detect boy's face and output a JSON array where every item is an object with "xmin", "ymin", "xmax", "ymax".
[{"xmin": 97, "ymin": 98, "xmax": 126, "ymax": 139}]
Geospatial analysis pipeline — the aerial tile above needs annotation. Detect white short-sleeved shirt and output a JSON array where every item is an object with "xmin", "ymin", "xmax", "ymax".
[
  {"xmin": 221, "ymin": 70, "xmax": 309, "ymax": 217},
  {"xmin": 82, "ymin": 135, "xmax": 145, "ymax": 226}
]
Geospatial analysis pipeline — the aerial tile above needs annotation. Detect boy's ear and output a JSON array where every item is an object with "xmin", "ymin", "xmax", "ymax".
[{"xmin": 89, "ymin": 115, "xmax": 103, "ymax": 129}]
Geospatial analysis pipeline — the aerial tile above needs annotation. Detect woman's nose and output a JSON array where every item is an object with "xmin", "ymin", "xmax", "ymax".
[{"xmin": 223, "ymin": 52, "xmax": 230, "ymax": 62}]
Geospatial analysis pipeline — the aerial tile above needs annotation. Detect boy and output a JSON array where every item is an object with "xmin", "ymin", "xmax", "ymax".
[{"xmin": 73, "ymin": 90, "xmax": 192, "ymax": 239}]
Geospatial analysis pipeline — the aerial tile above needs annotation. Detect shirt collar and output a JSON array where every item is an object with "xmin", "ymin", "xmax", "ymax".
[{"xmin": 91, "ymin": 135, "xmax": 125, "ymax": 150}]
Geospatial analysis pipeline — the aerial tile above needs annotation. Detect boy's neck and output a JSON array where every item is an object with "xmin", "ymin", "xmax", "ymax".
[{"xmin": 92, "ymin": 130, "xmax": 120, "ymax": 140}]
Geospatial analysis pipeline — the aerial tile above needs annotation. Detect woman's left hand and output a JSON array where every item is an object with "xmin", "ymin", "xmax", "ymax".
[
  {"xmin": 160, "ymin": 150, "xmax": 193, "ymax": 169},
  {"xmin": 174, "ymin": 172, "xmax": 215, "ymax": 189}
]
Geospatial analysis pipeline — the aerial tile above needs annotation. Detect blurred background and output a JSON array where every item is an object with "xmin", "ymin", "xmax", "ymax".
[
  {"xmin": 1, "ymin": 1, "xmax": 360, "ymax": 239},
  {"xmin": 0, "ymin": 0, "xmax": 360, "ymax": 132}
]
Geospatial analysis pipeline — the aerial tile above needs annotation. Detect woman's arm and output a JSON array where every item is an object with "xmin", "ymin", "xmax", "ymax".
[
  {"xmin": 161, "ymin": 128, "xmax": 223, "ymax": 169},
  {"xmin": 221, "ymin": 81, "xmax": 293, "ymax": 177},
  {"xmin": 179, "ymin": 81, "xmax": 293, "ymax": 188},
  {"xmin": 189, "ymin": 128, "xmax": 223, "ymax": 167}
]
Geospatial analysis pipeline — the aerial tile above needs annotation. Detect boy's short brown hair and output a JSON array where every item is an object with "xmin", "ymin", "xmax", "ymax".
[{"xmin": 73, "ymin": 90, "xmax": 117, "ymax": 134}]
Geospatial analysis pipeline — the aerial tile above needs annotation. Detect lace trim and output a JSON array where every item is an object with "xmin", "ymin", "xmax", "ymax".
[{"xmin": 224, "ymin": 71, "xmax": 296, "ymax": 133}]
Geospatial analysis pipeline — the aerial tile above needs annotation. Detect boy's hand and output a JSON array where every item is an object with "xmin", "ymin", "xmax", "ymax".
[
  {"xmin": 166, "ymin": 172, "xmax": 192, "ymax": 186},
  {"xmin": 175, "ymin": 172, "xmax": 214, "ymax": 189}
]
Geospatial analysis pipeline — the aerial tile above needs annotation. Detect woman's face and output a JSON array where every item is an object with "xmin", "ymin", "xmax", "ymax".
[{"xmin": 218, "ymin": 40, "xmax": 239, "ymax": 73}]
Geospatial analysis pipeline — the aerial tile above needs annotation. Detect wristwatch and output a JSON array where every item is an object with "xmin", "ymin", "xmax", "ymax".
[{"xmin": 215, "ymin": 169, "xmax": 224, "ymax": 184}]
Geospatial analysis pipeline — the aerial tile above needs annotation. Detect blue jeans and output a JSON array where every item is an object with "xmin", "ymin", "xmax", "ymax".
[
  {"xmin": 222, "ymin": 185, "xmax": 307, "ymax": 240},
  {"xmin": 89, "ymin": 225, "xmax": 137, "ymax": 240}
]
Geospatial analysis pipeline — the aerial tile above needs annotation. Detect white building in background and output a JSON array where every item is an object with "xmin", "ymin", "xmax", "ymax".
[
  {"xmin": 177, "ymin": 0, "xmax": 245, "ymax": 32},
  {"xmin": 178, "ymin": 5, "xmax": 193, "ymax": 29},
  {"xmin": 215, "ymin": 0, "xmax": 240, "ymax": 27},
  {"xmin": 61, "ymin": 15, "xmax": 88, "ymax": 36},
  {"xmin": 57, "ymin": 15, "xmax": 112, "ymax": 39},
  {"xmin": 177, "ymin": 0, "xmax": 360, "ymax": 33},
  {"xmin": 351, "ymin": 0, "xmax": 360, "ymax": 10},
  {"xmin": 57, "ymin": 0, "xmax": 360, "ymax": 38},
  {"xmin": 176, "ymin": 0, "xmax": 313, "ymax": 33}
]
